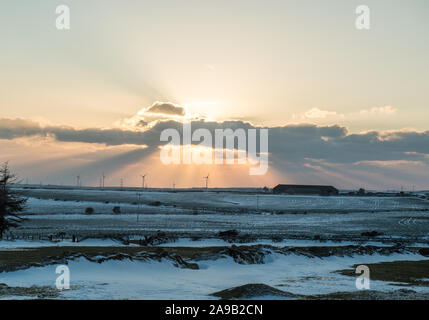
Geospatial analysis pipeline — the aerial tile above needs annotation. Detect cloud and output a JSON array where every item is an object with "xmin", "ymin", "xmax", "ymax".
[
  {"xmin": 0, "ymin": 118, "xmax": 151, "ymax": 146},
  {"xmin": 146, "ymin": 101, "xmax": 185, "ymax": 116},
  {"xmin": 2, "ymin": 117, "xmax": 429, "ymax": 164},
  {"xmin": 3, "ymin": 116, "xmax": 429, "ymax": 188},
  {"xmin": 293, "ymin": 106, "xmax": 398, "ymax": 123},
  {"xmin": 353, "ymin": 160, "xmax": 424, "ymax": 167},
  {"xmin": 359, "ymin": 106, "xmax": 397, "ymax": 116},
  {"xmin": 117, "ymin": 101, "xmax": 199, "ymax": 130},
  {"xmin": 303, "ymin": 108, "xmax": 343, "ymax": 119}
]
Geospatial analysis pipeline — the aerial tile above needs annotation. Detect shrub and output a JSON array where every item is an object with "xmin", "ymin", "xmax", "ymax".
[{"xmin": 0, "ymin": 162, "xmax": 27, "ymax": 238}]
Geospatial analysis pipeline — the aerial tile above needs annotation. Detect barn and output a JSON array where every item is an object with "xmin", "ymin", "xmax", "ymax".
[{"xmin": 272, "ymin": 184, "xmax": 339, "ymax": 196}]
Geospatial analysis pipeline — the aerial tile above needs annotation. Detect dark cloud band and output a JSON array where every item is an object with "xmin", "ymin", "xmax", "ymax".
[{"xmin": 1, "ymin": 118, "xmax": 429, "ymax": 166}]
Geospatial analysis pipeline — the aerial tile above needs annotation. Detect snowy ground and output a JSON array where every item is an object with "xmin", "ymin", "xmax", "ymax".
[
  {"xmin": 15, "ymin": 187, "xmax": 429, "ymax": 214},
  {"xmin": 1, "ymin": 251, "xmax": 427, "ymax": 300},
  {"xmin": 1, "ymin": 187, "xmax": 429, "ymax": 300},
  {"xmin": 2, "ymin": 237, "xmax": 428, "ymax": 250},
  {"xmin": 0, "ymin": 238, "xmax": 131, "ymax": 249},
  {"xmin": 9, "ymin": 210, "xmax": 429, "ymax": 242},
  {"xmin": 9, "ymin": 187, "xmax": 429, "ymax": 241}
]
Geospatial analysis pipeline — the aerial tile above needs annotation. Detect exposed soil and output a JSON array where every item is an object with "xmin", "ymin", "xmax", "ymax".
[
  {"xmin": 210, "ymin": 283, "xmax": 429, "ymax": 300},
  {"xmin": 0, "ymin": 244, "xmax": 425, "ymax": 273},
  {"xmin": 0, "ymin": 283, "xmax": 60, "ymax": 299},
  {"xmin": 336, "ymin": 259, "xmax": 429, "ymax": 286},
  {"xmin": 211, "ymin": 283, "xmax": 297, "ymax": 299}
]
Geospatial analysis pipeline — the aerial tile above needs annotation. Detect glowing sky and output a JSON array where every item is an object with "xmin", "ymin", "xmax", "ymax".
[{"xmin": 1, "ymin": 1, "xmax": 429, "ymax": 189}]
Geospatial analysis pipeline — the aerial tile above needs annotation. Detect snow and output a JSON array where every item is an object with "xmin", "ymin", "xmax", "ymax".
[
  {"xmin": 3, "ymin": 236, "xmax": 429, "ymax": 252},
  {"xmin": 1, "ymin": 251, "xmax": 427, "ymax": 300},
  {"xmin": 15, "ymin": 209, "xmax": 429, "ymax": 241},
  {"xmin": 2, "ymin": 187, "xmax": 428, "ymax": 299},
  {"xmin": 0, "ymin": 238, "xmax": 131, "ymax": 249},
  {"xmin": 157, "ymin": 238, "xmax": 429, "ymax": 248},
  {"xmin": 17, "ymin": 187, "xmax": 429, "ymax": 215},
  {"xmin": 22, "ymin": 197, "xmax": 160, "ymax": 215}
]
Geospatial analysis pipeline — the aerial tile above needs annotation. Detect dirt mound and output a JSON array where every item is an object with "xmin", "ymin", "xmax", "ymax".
[
  {"xmin": 212, "ymin": 284, "xmax": 429, "ymax": 300},
  {"xmin": 279, "ymin": 244, "xmax": 410, "ymax": 258},
  {"xmin": 309, "ymin": 289, "xmax": 429, "ymax": 300},
  {"xmin": 361, "ymin": 231, "xmax": 384, "ymax": 237},
  {"xmin": 0, "ymin": 283, "xmax": 59, "ymax": 299},
  {"xmin": 220, "ymin": 245, "xmax": 269, "ymax": 264},
  {"xmin": 84, "ymin": 250, "xmax": 199, "ymax": 270},
  {"xmin": 130, "ymin": 231, "xmax": 178, "ymax": 246},
  {"xmin": 419, "ymin": 248, "xmax": 429, "ymax": 257},
  {"xmin": 216, "ymin": 229, "xmax": 254, "ymax": 243},
  {"xmin": 211, "ymin": 283, "xmax": 297, "ymax": 300}
]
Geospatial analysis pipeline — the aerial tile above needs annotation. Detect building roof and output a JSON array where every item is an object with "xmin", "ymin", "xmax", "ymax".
[{"xmin": 273, "ymin": 184, "xmax": 337, "ymax": 189}]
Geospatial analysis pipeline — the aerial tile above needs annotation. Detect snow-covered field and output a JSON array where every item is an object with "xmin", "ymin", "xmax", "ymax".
[
  {"xmin": 1, "ymin": 187, "xmax": 428, "ymax": 300},
  {"xmin": 0, "ymin": 238, "xmax": 131, "ymax": 249},
  {"xmin": 16, "ymin": 187, "xmax": 429, "ymax": 215},
  {"xmin": 10, "ymin": 210, "xmax": 429, "ymax": 242},
  {"xmin": 3, "ymin": 237, "xmax": 428, "ymax": 250},
  {"xmin": 1, "ymin": 251, "xmax": 427, "ymax": 300}
]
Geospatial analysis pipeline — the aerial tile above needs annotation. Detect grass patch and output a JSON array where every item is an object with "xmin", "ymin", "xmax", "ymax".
[
  {"xmin": 0, "ymin": 246, "xmax": 227, "ymax": 272},
  {"xmin": 336, "ymin": 259, "xmax": 429, "ymax": 286}
]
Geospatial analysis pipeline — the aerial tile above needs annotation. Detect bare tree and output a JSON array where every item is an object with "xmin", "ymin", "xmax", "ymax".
[{"xmin": 0, "ymin": 162, "xmax": 27, "ymax": 239}]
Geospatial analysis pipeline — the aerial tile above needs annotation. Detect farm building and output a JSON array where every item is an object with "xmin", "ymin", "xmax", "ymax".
[{"xmin": 272, "ymin": 184, "xmax": 339, "ymax": 196}]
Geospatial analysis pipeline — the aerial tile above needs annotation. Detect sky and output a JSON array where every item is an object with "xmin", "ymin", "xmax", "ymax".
[{"xmin": 1, "ymin": 0, "xmax": 429, "ymax": 189}]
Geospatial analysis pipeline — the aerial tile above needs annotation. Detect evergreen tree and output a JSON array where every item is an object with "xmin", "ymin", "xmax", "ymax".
[{"xmin": 0, "ymin": 162, "xmax": 27, "ymax": 239}]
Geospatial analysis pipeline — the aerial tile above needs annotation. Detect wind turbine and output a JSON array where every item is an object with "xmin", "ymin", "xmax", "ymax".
[
  {"xmin": 141, "ymin": 174, "xmax": 147, "ymax": 189},
  {"xmin": 76, "ymin": 175, "xmax": 80, "ymax": 188},
  {"xmin": 203, "ymin": 174, "xmax": 209, "ymax": 190},
  {"xmin": 102, "ymin": 173, "xmax": 105, "ymax": 189}
]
